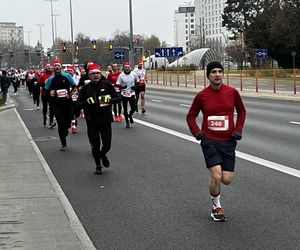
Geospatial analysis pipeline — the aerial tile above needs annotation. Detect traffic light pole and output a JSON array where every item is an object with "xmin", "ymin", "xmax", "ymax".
[{"xmin": 129, "ymin": 0, "xmax": 134, "ymax": 67}]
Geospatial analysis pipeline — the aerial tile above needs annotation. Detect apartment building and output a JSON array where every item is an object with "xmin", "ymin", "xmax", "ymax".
[
  {"xmin": 174, "ymin": 1, "xmax": 196, "ymax": 53},
  {"xmin": 0, "ymin": 22, "xmax": 24, "ymax": 45}
]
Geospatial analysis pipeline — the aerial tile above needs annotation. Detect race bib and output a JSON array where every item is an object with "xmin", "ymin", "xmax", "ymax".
[
  {"xmin": 56, "ymin": 89, "xmax": 68, "ymax": 98},
  {"xmin": 122, "ymin": 90, "xmax": 132, "ymax": 97},
  {"xmin": 207, "ymin": 115, "xmax": 229, "ymax": 131}
]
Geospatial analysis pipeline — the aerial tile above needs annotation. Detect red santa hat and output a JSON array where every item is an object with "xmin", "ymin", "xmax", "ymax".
[
  {"xmin": 137, "ymin": 60, "xmax": 143, "ymax": 65},
  {"xmin": 123, "ymin": 61, "xmax": 131, "ymax": 68},
  {"xmin": 53, "ymin": 59, "xmax": 62, "ymax": 66},
  {"xmin": 88, "ymin": 63, "xmax": 101, "ymax": 73},
  {"xmin": 67, "ymin": 65, "xmax": 75, "ymax": 72}
]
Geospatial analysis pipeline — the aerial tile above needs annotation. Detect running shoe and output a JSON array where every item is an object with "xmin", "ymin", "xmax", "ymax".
[
  {"xmin": 101, "ymin": 155, "xmax": 110, "ymax": 168},
  {"xmin": 118, "ymin": 114, "xmax": 124, "ymax": 122},
  {"xmin": 211, "ymin": 207, "xmax": 226, "ymax": 222},
  {"xmin": 60, "ymin": 146, "xmax": 68, "ymax": 152},
  {"xmin": 71, "ymin": 126, "xmax": 77, "ymax": 134},
  {"xmin": 125, "ymin": 122, "xmax": 130, "ymax": 128},
  {"xmin": 49, "ymin": 122, "xmax": 56, "ymax": 129},
  {"xmin": 142, "ymin": 108, "xmax": 146, "ymax": 114},
  {"xmin": 129, "ymin": 115, "xmax": 134, "ymax": 124},
  {"xmin": 114, "ymin": 116, "xmax": 118, "ymax": 122},
  {"xmin": 95, "ymin": 165, "xmax": 102, "ymax": 175}
]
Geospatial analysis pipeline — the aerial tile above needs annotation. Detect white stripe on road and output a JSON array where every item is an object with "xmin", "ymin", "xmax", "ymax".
[
  {"xmin": 289, "ymin": 121, "xmax": 300, "ymax": 125},
  {"xmin": 134, "ymin": 118, "xmax": 300, "ymax": 178},
  {"xmin": 179, "ymin": 104, "xmax": 191, "ymax": 108},
  {"xmin": 151, "ymin": 99, "xmax": 163, "ymax": 103}
]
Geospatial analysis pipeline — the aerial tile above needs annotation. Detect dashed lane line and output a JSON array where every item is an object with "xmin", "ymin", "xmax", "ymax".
[
  {"xmin": 134, "ymin": 118, "xmax": 300, "ymax": 178},
  {"xmin": 289, "ymin": 121, "xmax": 300, "ymax": 125}
]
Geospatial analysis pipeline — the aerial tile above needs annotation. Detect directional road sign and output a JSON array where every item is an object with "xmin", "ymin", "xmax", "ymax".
[
  {"xmin": 114, "ymin": 51, "xmax": 125, "ymax": 60},
  {"xmin": 256, "ymin": 49, "xmax": 268, "ymax": 59},
  {"xmin": 155, "ymin": 47, "xmax": 183, "ymax": 57}
]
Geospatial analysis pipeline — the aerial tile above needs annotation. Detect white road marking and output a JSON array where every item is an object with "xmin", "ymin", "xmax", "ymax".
[
  {"xmin": 179, "ymin": 104, "xmax": 191, "ymax": 107},
  {"xmin": 134, "ymin": 118, "xmax": 300, "ymax": 178},
  {"xmin": 289, "ymin": 121, "xmax": 300, "ymax": 125},
  {"xmin": 151, "ymin": 99, "xmax": 162, "ymax": 103}
]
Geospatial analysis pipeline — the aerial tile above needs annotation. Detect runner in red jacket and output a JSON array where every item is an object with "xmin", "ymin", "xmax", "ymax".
[{"xmin": 187, "ymin": 61, "xmax": 246, "ymax": 222}]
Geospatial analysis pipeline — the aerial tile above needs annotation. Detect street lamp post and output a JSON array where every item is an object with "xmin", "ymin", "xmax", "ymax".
[
  {"xmin": 129, "ymin": 0, "xmax": 134, "ymax": 67},
  {"xmin": 69, "ymin": 0, "xmax": 74, "ymax": 65},
  {"xmin": 36, "ymin": 24, "xmax": 44, "ymax": 45},
  {"xmin": 53, "ymin": 14, "xmax": 59, "ymax": 43},
  {"xmin": 45, "ymin": 0, "xmax": 58, "ymax": 55},
  {"xmin": 25, "ymin": 31, "xmax": 32, "ymax": 68}
]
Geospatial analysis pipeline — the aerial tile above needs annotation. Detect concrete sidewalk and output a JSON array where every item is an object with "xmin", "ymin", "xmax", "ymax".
[{"xmin": 0, "ymin": 97, "xmax": 96, "ymax": 249}]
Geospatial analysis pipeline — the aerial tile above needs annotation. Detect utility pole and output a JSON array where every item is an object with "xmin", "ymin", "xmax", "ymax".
[
  {"xmin": 25, "ymin": 31, "xmax": 32, "ymax": 68},
  {"xmin": 45, "ymin": 0, "xmax": 58, "ymax": 55},
  {"xmin": 69, "ymin": 0, "xmax": 74, "ymax": 64},
  {"xmin": 129, "ymin": 0, "xmax": 134, "ymax": 67}
]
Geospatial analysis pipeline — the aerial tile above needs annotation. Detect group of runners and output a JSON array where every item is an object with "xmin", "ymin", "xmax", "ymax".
[{"xmin": 1, "ymin": 59, "xmax": 247, "ymax": 222}]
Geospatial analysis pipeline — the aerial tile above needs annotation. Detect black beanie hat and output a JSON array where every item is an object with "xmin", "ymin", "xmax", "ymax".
[{"xmin": 206, "ymin": 61, "xmax": 224, "ymax": 78}]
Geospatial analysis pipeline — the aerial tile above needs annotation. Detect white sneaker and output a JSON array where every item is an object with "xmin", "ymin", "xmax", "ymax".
[{"xmin": 36, "ymin": 106, "xmax": 40, "ymax": 110}]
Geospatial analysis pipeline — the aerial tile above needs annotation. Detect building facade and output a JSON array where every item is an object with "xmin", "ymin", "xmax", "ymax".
[
  {"xmin": 0, "ymin": 22, "xmax": 24, "ymax": 45},
  {"xmin": 174, "ymin": 2, "xmax": 196, "ymax": 53}
]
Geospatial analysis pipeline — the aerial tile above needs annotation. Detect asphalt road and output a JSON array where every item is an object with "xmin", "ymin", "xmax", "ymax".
[{"xmin": 14, "ymin": 87, "xmax": 300, "ymax": 250}]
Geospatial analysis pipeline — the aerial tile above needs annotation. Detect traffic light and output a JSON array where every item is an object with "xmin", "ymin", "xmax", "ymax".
[
  {"xmin": 92, "ymin": 40, "xmax": 97, "ymax": 51},
  {"xmin": 47, "ymin": 51, "xmax": 51, "ymax": 57},
  {"xmin": 24, "ymin": 49, "xmax": 29, "ymax": 56},
  {"xmin": 108, "ymin": 43, "xmax": 113, "ymax": 50},
  {"xmin": 10, "ymin": 51, "xmax": 13, "ymax": 58},
  {"xmin": 36, "ymin": 50, "xmax": 41, "ymax": 56},
  {"xmin": 62, "ymin": 42, "xmax": 67, "ymax": 53}
]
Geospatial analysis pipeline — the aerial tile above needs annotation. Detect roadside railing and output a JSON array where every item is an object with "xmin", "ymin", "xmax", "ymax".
[{"xmin": 147, "ymin": 69, "xmax": 299, "ymax": 95}]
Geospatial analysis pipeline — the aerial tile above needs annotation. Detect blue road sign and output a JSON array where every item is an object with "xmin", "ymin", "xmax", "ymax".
[
  {"xmin": 114, "ymin": 51, "xmax": 124, "ymax": 60},
  {"xmin": 155, "ymin": 47, "xmax": 183, "ymax": 57},
  {"xmin": 74, "ymin": 41, "xmax": 79, "ymax": 45},
  {"xmin": 256, "ymin": 49, "xmax": 268, "ymax": 59}
]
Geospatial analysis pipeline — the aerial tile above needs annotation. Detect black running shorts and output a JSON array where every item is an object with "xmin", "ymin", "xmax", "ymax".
[
  {"xmin": 135, "ymin": 85, "xmax": 145, "ymax": 94},
  {"xmin": 200, "ymin": 137, "xmax": 237, "ymax": 172}
]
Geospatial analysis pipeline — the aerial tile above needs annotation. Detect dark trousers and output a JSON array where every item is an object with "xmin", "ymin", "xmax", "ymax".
[
  {"xmin": 1, "ymin": 88, "xmax": 8, "ymax": 103},
  {"xmin": 41, "ymin": 95, "xmax": 54, "ymax": 124},
  {"xmin": 53, "ymin": 104, "xmax": 73, "ymax": 147},
  {"xmin": 122, "ymin": 95, "xmax": 136, "ymax": 123},
  {"xmin": 33, "ymin": 85, "xmax": 40, "ymax": 106},
  {"xmin": 87, "ymin": 124, "xmax": 112, "ymax": 165}
]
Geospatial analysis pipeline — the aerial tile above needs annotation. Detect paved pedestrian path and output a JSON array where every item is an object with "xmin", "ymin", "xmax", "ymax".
[{"xmin": 0, "ymin": 96, "xmax": 96, "ymax": 250}]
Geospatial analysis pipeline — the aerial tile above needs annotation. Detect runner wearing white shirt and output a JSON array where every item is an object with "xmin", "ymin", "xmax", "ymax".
[
  {"xmin": 133, "ymin": 61, "xmax": 147, "ymax": 113},
  {"xmin": 116, "ymin": 62, "xmax": 139, "ymax": 128}
]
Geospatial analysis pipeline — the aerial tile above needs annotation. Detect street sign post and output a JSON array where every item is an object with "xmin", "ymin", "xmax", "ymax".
[
  {"xmin": 155, "ymin": 47, "xmax": 183, "ymax": 57},
  {"xmin": 255, "ymin": 49, "xmax": 268, "ymax": 59},
  {"xmin": 114, "ymin": 51, "xmax": 125, "ymax": 60}
]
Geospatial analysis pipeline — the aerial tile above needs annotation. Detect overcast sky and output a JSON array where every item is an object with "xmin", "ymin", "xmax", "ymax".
[{"xmin": 1, "ymin": 0, "xmax": 188, "ymax": 49}]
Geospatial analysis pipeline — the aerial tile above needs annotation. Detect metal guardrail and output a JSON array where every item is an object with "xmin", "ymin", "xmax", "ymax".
[{"xmin": 147, "ymin": 69, "xmax": 299, "ymax": 95}]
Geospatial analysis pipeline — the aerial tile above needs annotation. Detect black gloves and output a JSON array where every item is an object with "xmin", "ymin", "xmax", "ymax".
[
  {"xmin": 121, "ymin": 85, "xmax": 127, "ymax": 89},
  {"xmin": 231, "ymin": 130, "xmax": 242, "ymax": 140},
  {"xmin": 195, "ymin": 131, "xmax": 205, "ymax": 141}
]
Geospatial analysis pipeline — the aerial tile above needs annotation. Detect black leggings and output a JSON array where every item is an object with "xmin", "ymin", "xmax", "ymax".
[
  {"xmin": 33, "ymin": 85, "xmax": 40, "ymax": 106},
  {"xmin": 41, "ymin": 95, "xmax": 54, "ymax": 124},
  {"xmin": 122, "ymin": 95, "xmax": 136, "ymax": 122},
  {"xmin": 53, "ymin": 105, "xmax": 73, "ymax": 147},
  {"xmin": 87, "ymin": 124, "xmax": 112, "ymax": 165}
]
